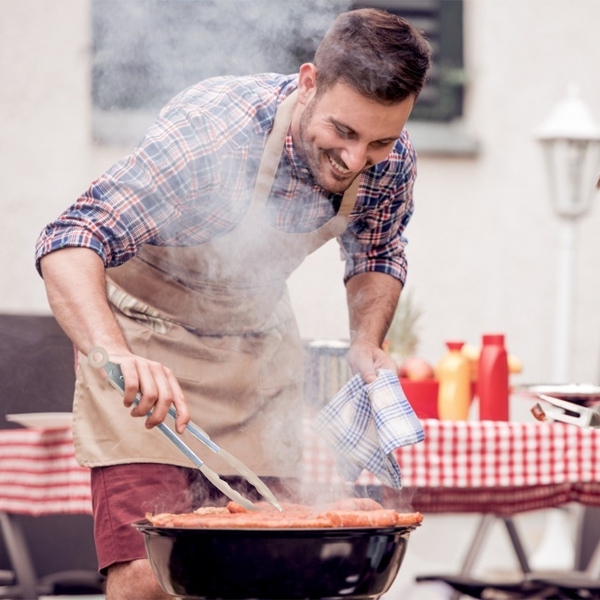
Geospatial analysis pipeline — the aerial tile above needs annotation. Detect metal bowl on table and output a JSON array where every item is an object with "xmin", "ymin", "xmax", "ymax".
[{"xmin": 133, "ymin": 520, "xmax": 416, "ymax": 600}]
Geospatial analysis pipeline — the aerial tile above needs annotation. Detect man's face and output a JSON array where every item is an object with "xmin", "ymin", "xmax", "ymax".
[{"xmin": 292, "ymin": 73, "xmax": 414, "ymax": 194}]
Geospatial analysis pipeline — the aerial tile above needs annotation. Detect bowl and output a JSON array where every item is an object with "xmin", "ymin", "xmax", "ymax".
[
  {"xmin": 400, "ymin": 379, "xmax": 477, "ymax": 419},
  {"xmin": 399, "ymin": 378, "xmax": 439, "ymax": 419},
  {"xmin": 134, "ymin": 520, "xmax": 416, "ymax": 600}
]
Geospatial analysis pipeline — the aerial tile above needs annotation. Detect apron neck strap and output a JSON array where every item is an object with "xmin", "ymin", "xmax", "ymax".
[
  {"xmin": 336, "ymin": 176, "xmax": 360, "ymax": 218},
  {"xmin": 251, "ymin": 90, "xmax": 298, "ymax": 205}
]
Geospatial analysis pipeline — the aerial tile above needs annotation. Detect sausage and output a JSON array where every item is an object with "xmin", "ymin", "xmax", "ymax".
[
  {"xmin": 320, "ymin": 509, "xmax": 422, "ymax": 528},
  {"xmin": 318, "ymin": 509, "xmax": 400, "ymax": 528},
  {"xmin": 227, "ymin": 501, "xmax": 253, "ymax": 513},
  {"xmin": 180, "ymin": 515, "xmax": 254, "ymax": 528},
  {"xmin": 531, "ymin": 403, "xmax": 547, "ymax": 422},
  {"xmin": 227, "ymin": 500, "xmax": 311, "ymax": 515},
  {"xmin": 163, "ymin": 511, "xmax": 332, "ymax": 529},
  {"xmin": 395, "ymin": 511, "xmax": 424, "ymax": 526},
  {"xmin": 325, "ymin": 498, "xmax": 384, "ymax": 511}
]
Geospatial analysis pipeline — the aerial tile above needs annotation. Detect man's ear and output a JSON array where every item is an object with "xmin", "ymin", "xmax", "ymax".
[{"xmin": 297, "ymin": 63, "xmax": 318, "ymax": 105}]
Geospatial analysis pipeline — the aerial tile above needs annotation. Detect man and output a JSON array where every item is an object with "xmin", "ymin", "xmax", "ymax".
[{"xmin": 36, "ymin": 8, "xmax": 431, "ymax": 599}]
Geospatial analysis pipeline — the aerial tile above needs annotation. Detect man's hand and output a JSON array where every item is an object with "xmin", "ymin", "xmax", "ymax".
[
  {"xmin": 107, "ymin": 351, "xmax": 190, "ymax": 434},
  {"xmin": 347, "ymin": 339, "xmax": 398, "ymax": 384}
]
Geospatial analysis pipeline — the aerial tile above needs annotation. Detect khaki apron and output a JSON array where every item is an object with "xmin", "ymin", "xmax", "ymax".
[{"xmin": 73, "ymin": 90, "xmax": 360, "ymax": 477}]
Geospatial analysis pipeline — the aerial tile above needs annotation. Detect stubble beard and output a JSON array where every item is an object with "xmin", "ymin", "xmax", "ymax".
[{"xmin": 297, "ymin": 100, "xmax": 357, "ymax": 195}]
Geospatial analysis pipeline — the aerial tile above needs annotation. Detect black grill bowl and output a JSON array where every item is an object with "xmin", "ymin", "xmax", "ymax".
[{"xmin": 133, "ymin": 520, "xmax": 416, "ymax": 600}]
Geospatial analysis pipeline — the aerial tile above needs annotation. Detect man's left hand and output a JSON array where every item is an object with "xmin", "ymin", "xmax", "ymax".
[{"xmin": 347, "ymin": 339, "xmax": 398, "ymax": 384}]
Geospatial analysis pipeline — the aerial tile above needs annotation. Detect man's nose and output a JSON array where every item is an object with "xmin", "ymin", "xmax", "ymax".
[{"xmin": 341, "ymin": 143, "xmax": 369, "ymax": 172}]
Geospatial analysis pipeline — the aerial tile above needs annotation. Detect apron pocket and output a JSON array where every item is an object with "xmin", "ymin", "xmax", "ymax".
[{"xmin": 107, "ymin": 282, "xmax": 171, "ymax": 335}]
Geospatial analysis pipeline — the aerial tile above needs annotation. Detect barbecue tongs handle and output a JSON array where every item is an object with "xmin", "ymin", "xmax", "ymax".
[
  {"xmin": 87, "ymin": 347, "xmax": 282, "ymax": 512},
  {"xmin": 536, "ymin": 394, "xmax": 600, "ymax": 429}
]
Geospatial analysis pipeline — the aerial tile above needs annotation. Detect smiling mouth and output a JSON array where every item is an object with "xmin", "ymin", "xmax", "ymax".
[{"xmin": 327, "ymin": 153, "xmax": 352, "ymax": 176}]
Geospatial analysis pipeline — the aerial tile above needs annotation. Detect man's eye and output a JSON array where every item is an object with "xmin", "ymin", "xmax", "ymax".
[{"xmin": 372, "ymin": 140, "xmax": 393, "ymax": 149}]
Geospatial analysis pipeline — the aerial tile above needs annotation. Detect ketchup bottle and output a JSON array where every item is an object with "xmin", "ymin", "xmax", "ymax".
[{"xmin": 478, "ymin": 334, "xmax": 509, "ymax": 421}]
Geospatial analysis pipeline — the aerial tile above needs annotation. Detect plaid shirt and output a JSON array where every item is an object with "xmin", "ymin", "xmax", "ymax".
[{"xmin": 35, "ymin": 73, "xmax": 416, "ymax": 284}]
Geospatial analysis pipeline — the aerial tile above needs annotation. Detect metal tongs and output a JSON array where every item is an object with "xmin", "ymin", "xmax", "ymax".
[
  {"xmin": 532, "ymin": 394, "xmax": 600, "ymax": 428},
  {"xmin": 88, "ymin": 347, "xmax": 282, "ymax": 512}
]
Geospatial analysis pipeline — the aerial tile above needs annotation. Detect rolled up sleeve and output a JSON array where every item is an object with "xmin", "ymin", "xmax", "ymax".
[
  {"xmin": 35, "ymin": 105, "xmax": 219, "ymax": 277},
  {"xmin": 340, "ymin": 137, "xmax": 416, "ymax": 286}
]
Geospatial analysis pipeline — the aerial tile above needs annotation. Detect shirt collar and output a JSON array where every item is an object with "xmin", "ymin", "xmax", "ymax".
[{"xmin": 284, "ymin": 129, "xmax": 314, "ymax": 182}]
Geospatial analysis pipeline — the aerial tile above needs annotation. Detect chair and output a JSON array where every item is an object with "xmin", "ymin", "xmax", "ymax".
[
  {"xmin": 527, "ymin": 530, "xmax": 600, "ymax": 599},
  {"xmin": 415, "ymin": 574, "xmax": 554, "ymax": 599},
  {"xmin": 0, "ymin": 314, "xmax": 103, "ymax": 598},
  {"xmin": 415, "ymin": 514, "xmax": 549, "ymax": 599},
  {"xmin": 416, "ymin": 510, "xmax": 600, "ymax": 599}
]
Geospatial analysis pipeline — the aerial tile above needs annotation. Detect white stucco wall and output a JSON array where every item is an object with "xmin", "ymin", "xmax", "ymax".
[
  {"xmin": 0, "ymin": 0, "xmax": 91, "ymax": 311},
  {"xmin": 2, "ymin": 0, "xmax": 600, "ymax": 388}
]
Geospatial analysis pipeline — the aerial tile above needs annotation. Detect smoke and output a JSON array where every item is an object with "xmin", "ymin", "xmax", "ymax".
[
  {"xmin": 382, "ymin": 483, "xmax": 418, "ymax": 513},
  {"xmin": 92, "ymin": 0, "xmax": 350, "ymax": 114}
]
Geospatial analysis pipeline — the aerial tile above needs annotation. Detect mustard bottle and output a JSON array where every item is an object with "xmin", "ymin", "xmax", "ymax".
[{"xmin": 436, "ymin": 341, "xmax": 471, "ymax": 420}]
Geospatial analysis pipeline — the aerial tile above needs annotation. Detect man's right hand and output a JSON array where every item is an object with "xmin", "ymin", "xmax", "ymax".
[{"xmin": 106, "ymin": 351, "xmax": 190, "ymax": 434}]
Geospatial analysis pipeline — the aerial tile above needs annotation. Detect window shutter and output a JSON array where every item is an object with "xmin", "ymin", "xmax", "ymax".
[{"xmin": 351, "ymin": 0, "xmax": 465, "ymax": 122}]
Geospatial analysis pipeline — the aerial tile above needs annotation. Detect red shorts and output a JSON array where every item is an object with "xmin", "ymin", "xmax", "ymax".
[{"xmin": 91, "ymin": 463, "xmax": 293, "ymax": 574}]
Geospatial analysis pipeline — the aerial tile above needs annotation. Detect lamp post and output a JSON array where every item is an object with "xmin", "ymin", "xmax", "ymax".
[
  {"xmin": 535, "ymin": 84, "xmax": 600, "ymax": 383},
  {"xmin": 529, "ymin": 86, "xmax": 600, "ymax": 574}
]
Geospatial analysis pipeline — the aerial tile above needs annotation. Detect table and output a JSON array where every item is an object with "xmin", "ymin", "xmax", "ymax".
[
  {"xmin": 13, "ymin": 418, "xmax": 600, "ymax": 518},
  {"xmin": 0, "ymin": 427, "xmax": 91, "ymax": 515},
  {"xmin": 0, "ymin": 427, "xmax": 91, "ymax": 599},
  {"xmin": 304, "ymin": 417, "xmax": 600, "ymax": 593},
  {"xmin": 4, "ymin": 419, "xmax": 600, "ymax": 598},
  {"xmin": 6, "ymin": 418, "xmax": 600, "ymax": 517},
  {"xmin": 304, "ymin": 417, "xmax": 600, "ymax": 513}
]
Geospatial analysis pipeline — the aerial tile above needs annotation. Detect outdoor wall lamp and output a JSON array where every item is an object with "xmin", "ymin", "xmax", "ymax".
[{"xmin": 535, "ymin": 83, "xmax": 600, "ymax": 382}]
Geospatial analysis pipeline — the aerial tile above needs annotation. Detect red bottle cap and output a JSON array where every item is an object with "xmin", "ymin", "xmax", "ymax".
[
  {"xmin": 482, "ymin": 334, "xmax": 505, "ymax": 345},
  {"xmin": 446, "ymin": 341, "xmax": 465, "ymax": 351}
]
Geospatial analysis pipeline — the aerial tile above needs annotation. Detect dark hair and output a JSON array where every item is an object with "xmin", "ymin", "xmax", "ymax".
[{"xmin": 314, "ymin": 8, "xmax": 432, "ymax": 103}]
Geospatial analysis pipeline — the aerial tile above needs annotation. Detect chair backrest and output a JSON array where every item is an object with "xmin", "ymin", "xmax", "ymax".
[
  {"xmin": 0, "ymin": 315, "xmax": 101, "ymax": 581},
  {"xmin": 0, "ymin": 314, "xmax": 75, "ymax": 429}
]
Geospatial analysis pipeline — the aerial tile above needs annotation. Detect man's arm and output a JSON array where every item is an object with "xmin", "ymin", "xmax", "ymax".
[
  {"xmin": 39, "ymin": 247, "xmax": 189, "ymax": 432},
  {"xmin": 346, "ymin": 271, "xmax": 401, "ymax": 383}
]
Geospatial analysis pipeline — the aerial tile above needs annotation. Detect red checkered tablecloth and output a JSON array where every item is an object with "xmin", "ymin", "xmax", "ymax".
[
  {"xmin": 0, "ymin": 427, "xmax": 91, "ymax": 516},
  {"xmin": 303, "ymin": 418, "xmax": 600, "ymax": 487},
  {"xmin": 302, "ymin": 418, "xmax": 600, "ymax": 514},
  {"xmin": 4, "ymin": 418, "xmax": 600, "ymax": 517}
]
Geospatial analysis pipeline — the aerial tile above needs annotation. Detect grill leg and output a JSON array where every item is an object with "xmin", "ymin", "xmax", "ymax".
[{"xmin": 449, "ymin": 513, "xmax": 496, "ymax": 600}]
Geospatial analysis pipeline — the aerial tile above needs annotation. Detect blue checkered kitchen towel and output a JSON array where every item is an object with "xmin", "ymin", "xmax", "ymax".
[{"xmin": 312, "ymin": 369, "xmax": 424, "ymax": 488}]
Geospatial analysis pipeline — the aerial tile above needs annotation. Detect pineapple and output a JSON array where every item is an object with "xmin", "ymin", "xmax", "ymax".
[{"xmin": 386, "ymin": 291, "xmax": 422, "ymax": 364}]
